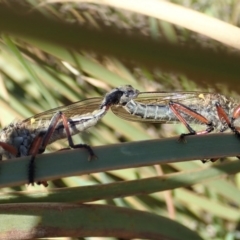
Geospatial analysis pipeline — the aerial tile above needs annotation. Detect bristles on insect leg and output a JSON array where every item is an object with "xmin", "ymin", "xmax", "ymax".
[
  {"xmin": 28, "ymin": 156, "xmax": 35, "ymax": 185},
  {"xmin": 72, "ymin": 143, "xmax": 97, "ymax": 161}
]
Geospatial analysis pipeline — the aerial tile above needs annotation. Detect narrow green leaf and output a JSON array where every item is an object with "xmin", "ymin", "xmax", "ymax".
[
  {"xmin": 0, "ymin": 133, "xmax": 240, "ymax": 188},
  {"xmin": 0, "ymin": 6, "xmax": 240, "ymax": 91},
  {"xmin": 0, "ymin": 203, "xmax": 203, "ymax": 240}
]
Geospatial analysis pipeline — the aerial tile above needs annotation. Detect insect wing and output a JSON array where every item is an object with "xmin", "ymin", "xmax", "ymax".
[
  {"xmin": 22, "ymin": 97, "xmax": 103, "ymax": 128},
  {"xmin": 111, "ymin": 91, "xmax": 210, "ymax": 123}
]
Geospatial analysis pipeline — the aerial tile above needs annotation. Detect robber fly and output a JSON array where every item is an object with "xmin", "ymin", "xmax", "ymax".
[
  {"xmin": 0, "ymin": 85, "xmax": 127, "ymax": 186},
  {"xmin": 0, "ymin": 97, "xmax": 110, "ymax": 186},
  {"xmin": 101, "ymin": 85, "xmax": 240, "ymax": 140}
]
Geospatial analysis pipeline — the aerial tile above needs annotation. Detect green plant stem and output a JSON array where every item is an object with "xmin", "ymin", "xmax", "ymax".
[{"xmin": 0, "ymin": 133, "xmax": 240, "ymax": 188}]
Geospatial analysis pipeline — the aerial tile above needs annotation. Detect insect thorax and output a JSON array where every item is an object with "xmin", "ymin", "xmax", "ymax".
[{"xmin": 0, "ymin": 122, "xmax": 37, "ymax": 160}]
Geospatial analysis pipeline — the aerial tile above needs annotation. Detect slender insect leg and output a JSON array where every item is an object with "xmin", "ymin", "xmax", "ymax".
[
  {"xmin": 169, "ymin": 101, "xmax": 214, "ymax": 141},
  {"xmin": 215, "ymin": 103, "xmax": 235, "ymax": 132},
  {"xmin": 27, "ymin": 112, "xmax": 63, "ymax": 185},
  {"xmin": 28, "ymin": 111, "xmax": 96, "ymax": 185},
  {"xmin": 169, "ymin": 101, "xmax": 215, "ymax": 163},
  {"xmin": 230, "ymin": 104, "xmax": 240, "ymax": 159},
  {"xmin": 232, "ymin": 105, "xmax": 240, "ymax": 119},
  {"xmin": 60, "ymin": 112, "xmax": 96, "ymax": 160},
  {"xmin": 211, "ymin": 103, "xmax": 240, "ymax": 162},
  {"xmin": 231, "ymin": 104, "xmax": 240, "ymax": 135},
  {"xmin": 27, "ymin": 112, "xmax": 69, "ymax": 185},
  {"xmin": 215, "ymin": 103, "xmax": 240, "ymax": 160},
  {"xmin": 0, "ymin": 142, "xmax": 18, "ymax": 157},
  {"xmin": 64, "ymin": 107, "xmax": 110, "ymax": 157},
  {"xmin": 28, "ymin": 132, "xmax": 48, "ymax": 186}
]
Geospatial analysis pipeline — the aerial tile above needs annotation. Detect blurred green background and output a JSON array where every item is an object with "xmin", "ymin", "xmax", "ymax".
[{"xmin": 1, "ymin": 0, "xmax": 240, "ymax": 239}]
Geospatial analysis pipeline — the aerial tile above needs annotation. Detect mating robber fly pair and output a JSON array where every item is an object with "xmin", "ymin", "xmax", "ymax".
[{"xmin": 1, "ymin": 85, "xmax": 240, "ymax": 186}]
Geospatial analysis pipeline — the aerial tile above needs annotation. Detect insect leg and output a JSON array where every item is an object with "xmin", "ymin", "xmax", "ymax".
[
  {"xmin": 169, "ymin": 101, "xmax": 216, "ymax": 163},
  {"xmin": 169, "ymin": 101, "xmax": 214, "ymax": 141},
  {"xmin": 215, "ymin": 103, "xmax": 235, "ymax": 132},
  {"xmin": 28, "ymin": 131, "xmax": 48, "ymax": 186},
  {"xmin": 28, "ymin": 110, "xmax": 97, "ymax": 185},
  {"xmin": 0, "ymin": 142, "xmax": 18, "ymax": 158},
  {"xmin": 231, "ymin": 104, "xmax": 240, "ymax": 134},
  {"xmin": 59, "ymin": 111, "xmax": 96, "ymax": 160},
  {"xmin": 214, "ymin": 102, "xmax": 240, "ymax": 161},
  {"xmin": 230, "ymin": 104, "xmax": 240, "ymax": 159},
  {"xmin": 27, "ymin": 111, "xmax": 64, "ymax": 185}
]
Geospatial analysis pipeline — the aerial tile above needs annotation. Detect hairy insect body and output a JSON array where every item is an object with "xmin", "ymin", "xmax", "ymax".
[
  {"xmin": 1, "ymin": 84, "xmax": 239, "ymax": 184},
  {"xmin": 0, "ymin": 123, "xmax": 35, "ymax": 159},
  {"xmin": 113, "ymin": 91, "xmax": 239, "ymax": 133},
  {"xmin": 0, "ymin": 86, "xmax": 134, "ymax": 185},
  {"xmin": 0, "ymin": 106, "xmax": 107, "ymax": 160},
  {"xmin": 35, "ymin": 108, "xmax": 107, "ymax": 143}
]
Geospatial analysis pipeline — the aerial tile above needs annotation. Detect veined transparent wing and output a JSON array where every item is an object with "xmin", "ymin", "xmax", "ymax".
[
  {"xmin": 21, "ymin": 97, "xmax": 103, "ymax": 129},
  {"xmin": 111, "ymin": 91, "xmax": 215, "ymax": 123}
]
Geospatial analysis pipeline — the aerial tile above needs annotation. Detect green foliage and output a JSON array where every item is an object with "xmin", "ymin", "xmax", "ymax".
[{"xmin": 0, "ymin": 0, "xmax": 240, "ymax": 239}]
